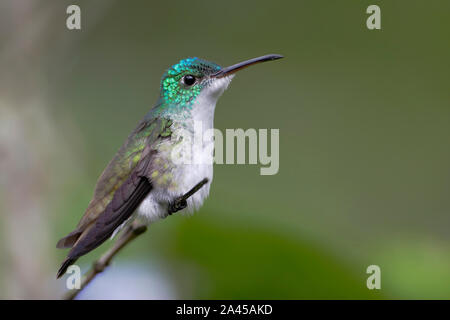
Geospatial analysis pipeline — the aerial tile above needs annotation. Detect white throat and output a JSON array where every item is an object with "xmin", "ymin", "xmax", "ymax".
[{"xmin": 191, "ymin": 75, "xmax": 234, "ymax": 128}]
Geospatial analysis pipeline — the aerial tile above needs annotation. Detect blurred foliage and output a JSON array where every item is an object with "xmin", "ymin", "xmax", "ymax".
[{"xmin": 166, "ymin": 216, "xmax": 381, "ymax": 299}]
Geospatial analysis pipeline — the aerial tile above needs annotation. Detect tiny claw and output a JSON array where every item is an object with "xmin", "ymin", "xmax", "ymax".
[
  {"xmin": 167, "ymin": 178, "xmax": 208, "ymax": 216},
  {"xmin": 168, "ymin": 198, "xmax": 187, "ymax": 215}
]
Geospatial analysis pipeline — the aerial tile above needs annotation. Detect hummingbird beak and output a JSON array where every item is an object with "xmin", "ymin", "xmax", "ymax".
[{"xmin": 211, "ymin": 54, "xmax": 283, "ymax": 78}]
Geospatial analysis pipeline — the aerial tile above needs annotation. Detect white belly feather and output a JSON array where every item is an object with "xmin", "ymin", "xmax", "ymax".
[{"xmin": 136, "ymin": 152, "xmax": 213, "ymax": 223}]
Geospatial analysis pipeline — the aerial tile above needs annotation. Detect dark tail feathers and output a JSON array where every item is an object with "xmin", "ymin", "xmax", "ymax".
[{"xmin": 56, "ymin": 257, "xmax": 78, "ymax": 279}]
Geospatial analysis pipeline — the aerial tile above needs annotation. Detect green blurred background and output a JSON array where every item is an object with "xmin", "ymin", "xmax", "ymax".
[{"xmin": 0, "ymin": 0, "xmax": 449, "ymax": 299}]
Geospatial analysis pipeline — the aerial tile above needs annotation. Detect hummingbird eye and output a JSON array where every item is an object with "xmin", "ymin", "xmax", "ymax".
[{"xmin": 182, "ymin": 75, "xmax": 196, "ymax": 86}]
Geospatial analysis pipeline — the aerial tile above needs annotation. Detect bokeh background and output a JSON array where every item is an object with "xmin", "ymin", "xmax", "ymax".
[{"xmin": 0, "ymin": 0, "xmax": 449, "ymax": 299}]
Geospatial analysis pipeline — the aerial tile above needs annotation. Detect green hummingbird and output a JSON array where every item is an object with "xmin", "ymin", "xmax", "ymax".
[{"xmin": 56, "ymin": 54, "xmax": 283, "ymax": 278}]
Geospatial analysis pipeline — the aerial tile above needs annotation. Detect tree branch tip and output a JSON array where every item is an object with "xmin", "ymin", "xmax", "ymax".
[{"xmin": 133, "ymin": 225, "xmax": 147, "ymax": 235}]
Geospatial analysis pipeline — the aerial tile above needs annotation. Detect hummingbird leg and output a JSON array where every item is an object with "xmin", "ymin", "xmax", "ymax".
[
  {"xmin": 168, "ymin": 197, "xmax": 187, "ymax": 215},
  {"xmin": 167, "ymin": 178, "xmax": 209, "ymax": 215}
]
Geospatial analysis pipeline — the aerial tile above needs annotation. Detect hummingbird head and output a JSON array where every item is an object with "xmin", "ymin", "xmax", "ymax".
[
  {"xmin": 158, "ymin": 54, "xmax": 283, "ymax": 110},
  {"xmin": 159, "ymin": 57, "xmax": 222, "ymax": 107}
]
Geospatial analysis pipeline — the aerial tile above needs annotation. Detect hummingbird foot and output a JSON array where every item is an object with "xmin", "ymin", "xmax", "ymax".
[
  {"xmin": 167, "ymin": 178, "xmax": 209, "ymax": 215},
  {"xmin": 168, "ymin": 197, "xmax": 187, "ymax": 215}
]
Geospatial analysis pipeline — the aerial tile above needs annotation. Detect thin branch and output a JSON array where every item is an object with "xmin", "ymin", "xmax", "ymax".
[
  {"xmin": 64, "ymin": 178, "xmax": 209, "ymax": 300},
  {"xmin": 64, "ymin": 221, "xmax": 147, "ymax": 300}
]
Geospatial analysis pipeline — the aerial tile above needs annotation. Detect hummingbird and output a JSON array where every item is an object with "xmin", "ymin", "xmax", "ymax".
[{"xmin": 56, "ymin": 54, "xmax": 283, "ymax": 278}]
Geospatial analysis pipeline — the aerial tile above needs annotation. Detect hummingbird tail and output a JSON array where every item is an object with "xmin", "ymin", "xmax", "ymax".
[
  {"xmin": 56, "ymin": 257, "xmax": 78, "ymax": 279},
  {"xmin": 56, "ymin": 230, "xmax": 82, "ymax": 249}
]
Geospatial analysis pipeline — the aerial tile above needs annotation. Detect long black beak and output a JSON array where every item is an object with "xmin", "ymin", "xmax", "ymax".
[{"xmin": 211, "ymin": 54, "xmax": 283, "ymax": 78}]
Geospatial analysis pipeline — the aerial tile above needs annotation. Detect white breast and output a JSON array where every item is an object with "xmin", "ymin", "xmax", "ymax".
[{"xmin": 136, "ymin": 152, "xmax": 213, "ymax": 223}]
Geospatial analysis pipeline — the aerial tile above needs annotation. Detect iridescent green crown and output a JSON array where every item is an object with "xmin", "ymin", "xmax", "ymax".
[{"xmin": 159, "ymin": 57, "xmax": 221, "ymax": 107}]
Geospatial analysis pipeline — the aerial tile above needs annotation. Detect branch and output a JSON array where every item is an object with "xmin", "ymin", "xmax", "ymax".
[
  {"xmin": 64, "ymin": 221, "xmax": 147, "ymax": 300},
  {"xmin": 64, "ymin": 178, "xmax": 209, "ymax": 300}
]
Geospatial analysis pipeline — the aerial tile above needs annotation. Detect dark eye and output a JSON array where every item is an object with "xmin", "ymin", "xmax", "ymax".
[{"xmin": 182, "ymin": 75, "xmax": 196, "ymax": 86}]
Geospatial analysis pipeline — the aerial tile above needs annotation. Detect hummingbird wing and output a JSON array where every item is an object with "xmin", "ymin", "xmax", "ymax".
[{"xmin": 56, "ymin": 115, "xmax": 173, "ymax": 278}]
